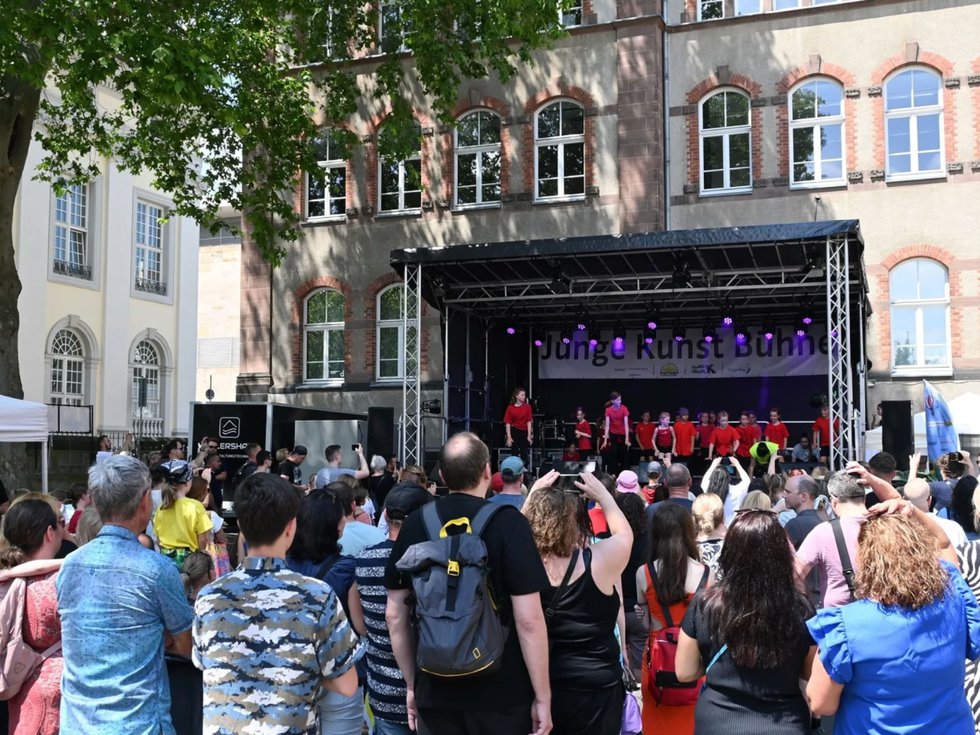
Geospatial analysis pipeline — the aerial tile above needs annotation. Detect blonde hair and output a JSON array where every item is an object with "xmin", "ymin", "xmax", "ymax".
[
  {"xmin": 180, "ymin": 551, "xmax": 214, "ymax": 601},
  {"xmin": 692, "ymin": 492, "xmax": 725, "ymax": 538},
  {"xmin": 739, "ymin": 490, "xmax": 772, "ymax": 512},
  {"xmin": 75, "ymin": 507, "xmax": 104, "ymax": 546},
  {"xmin": 856, "ymin": 514, "xmax": 947, "ymax": 609},
  {"xmin": 522, "ymin": 487, "xmax": 585, "ymax": 558}
]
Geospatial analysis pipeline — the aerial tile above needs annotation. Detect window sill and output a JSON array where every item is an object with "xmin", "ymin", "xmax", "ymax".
[
  {"xmin": 297, "ymin": 381, "xmax": 345, "ymax": 391},
  {"xmin": 885, "ymin": 171, "xmax": 946, "ymax": 184},
  {"xmin": 375, "ymin": 209, "xmax": 422, "ymax": 219},
  {"xmin": 533, "ymin": 195, "xmax": 586, "ymax": 205},
  {"xmin": 452, "ymin": 202, "xmax": 502, "ymax": 213},
  {"xmin": 890, "ymin": 366, "xmax": 953, "ymax": 379},
  {"xmin": 304, "ymin": 215, "xmax": 347, "ymax": 225},
  {"xmin": 789, "ymin": 179, "xmax": 847, "ymax": 191},
  {"xmin": 370, "ymin": 380, "xmax": 406, "ymax": 389},
  {"xmin": 48, "ymin": 271, "xmax": 99, "ymax": 291},
  {"xmin": 699, "ymin": 187, "xmax": 754, "ymax": 198}
]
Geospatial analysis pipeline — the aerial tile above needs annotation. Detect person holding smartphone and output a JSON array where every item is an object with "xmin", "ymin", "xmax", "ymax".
[{"xmin": 313, "ymin": 444, "xmax": 369, "ymax": 489}]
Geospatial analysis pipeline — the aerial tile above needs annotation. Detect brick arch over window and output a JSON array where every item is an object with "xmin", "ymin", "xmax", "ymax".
[
  {"xmin": 441, "ymin": 95, "xmax": 512, "ymax": 205},
  {"xmin": 291, "ymin": 276, "xmax": 353, "ymax": 384},
  {"xmin": 685, "ymin": 74, "xmax": 763, "ymax": 189},
  {"xmin": 364, "ymin": 110, "xmax": 434, "ymax": 213},
  {"xmin": 775, "ymin": 63, "xmax": 857, "ymax": 181},
  {"xmin": 522, "ymin": 86, "xmax": 597, "ymax": 196},
  {"xmin": 293, "ymin": 124, "xmax": 356, "ymax": 219},
  {"xmin": 871, "ymin": 246, "xmax": 963, "ymax": 366},
  {"xmin": 870, "ymin": 50, "xmax": 957, "ymax": 170}
]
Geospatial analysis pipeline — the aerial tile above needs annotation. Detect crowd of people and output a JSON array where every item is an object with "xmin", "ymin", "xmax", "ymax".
[{"xmin": 0, "ymin": 425, "xmax": 978, "ymax": 735}]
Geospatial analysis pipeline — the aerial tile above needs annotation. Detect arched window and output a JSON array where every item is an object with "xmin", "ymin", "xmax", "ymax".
[
  {"xmin": 377, "ymin": 285, "xmax": 403, "ymax": 381},
  {"xmin": 305, "ymin": 288, "xmax": 345, "ymax": 382},
  {"xmin": 50, "ymin": 329, "xmax": 85, "ymax": 406},
  {"xmin": 885, "ymin": 67, "xmax": 943, "ymax": 180},
  {"xmin": 454, "ymin": 111, "xmax": 501, "ymax": 208},
  {"xmin": 889, "ymin": 258, "xmax": 950, "ymax": 374},
  {"xmin": 534, "ymin": 100, "xmax": 585, "ymax": 201},
  {"xmin": 378, "ymin": 121, "xmax": 422, "ymax": 213},
  {"xmin": 130, "ymin": 340, "xmax": 162, "ymax": 420},
  {"xmin": 700, "ymin": 89, "xmax": 751, "ymax": 194},
  {"xmin": 307, "ymin": 131, "xmax": 347, "ymax": 219},
  {"xmin": 789, "ymin": 78, "xmax": 845, "ymax": 186}
]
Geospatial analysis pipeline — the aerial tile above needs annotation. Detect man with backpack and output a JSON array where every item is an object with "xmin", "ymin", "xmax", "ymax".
[{"xmin": 384, "ymin": 432, "xmax": 552, "ymax": 735}]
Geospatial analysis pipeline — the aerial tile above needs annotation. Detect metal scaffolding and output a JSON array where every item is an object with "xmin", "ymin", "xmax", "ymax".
[
  {"xmin": 825, "ymin": 233, "xmax": 855, "ymax": 469},
  {"xmin": 401, "ymin": 263, "xmax": 423, "ymax": 466}
]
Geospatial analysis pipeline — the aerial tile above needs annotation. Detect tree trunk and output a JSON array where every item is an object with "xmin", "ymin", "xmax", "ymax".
[{"xmin": 0, "ymin": 76, "xmax": 42, "ymax": 489}]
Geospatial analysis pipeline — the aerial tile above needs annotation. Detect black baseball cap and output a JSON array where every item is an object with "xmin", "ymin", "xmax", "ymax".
[
  {"xmin": 292, "ymin": 445, "xmax": 308, "ymax": 456},
  {"xmin": 385, "ymin": 482, "xmax": 433, "ymax": 521}
]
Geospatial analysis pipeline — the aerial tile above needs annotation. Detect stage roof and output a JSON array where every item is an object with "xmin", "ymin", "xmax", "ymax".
[{"xmin": 390, "ymin": 220, "xmax": 867, "ymax": 328}]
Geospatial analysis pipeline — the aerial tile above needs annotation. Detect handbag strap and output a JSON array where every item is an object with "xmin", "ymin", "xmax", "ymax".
[
  {"xmin": 705, "ymin": 643, "xmax": 727, "ymax": 675},
  {"xmin": 545, "ymin": 548, "xmax": 580, "ymax": 623},
  {"xmin": 830, "ymin": 518, "xmax": 856, "ymax": 601}
]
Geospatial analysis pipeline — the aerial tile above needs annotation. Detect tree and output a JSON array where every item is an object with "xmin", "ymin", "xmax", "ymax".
[{"xmin": 0, "ymin": 0, "xmax": 563, "ymax": 483}]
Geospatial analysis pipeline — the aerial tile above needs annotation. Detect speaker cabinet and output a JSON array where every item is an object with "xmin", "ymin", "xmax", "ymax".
[
  {"xmin": 881, "ymin": 400, "xmax": 913, "ymax": 472},
  {"xmin": 367, "ymin": 407, "xmax": 395, "ymax": 464}
]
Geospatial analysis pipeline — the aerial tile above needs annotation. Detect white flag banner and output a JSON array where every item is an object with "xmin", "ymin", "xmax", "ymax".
[{"xmin": 537, "ymin": 327, "xmax": 829, "ymax": 380}]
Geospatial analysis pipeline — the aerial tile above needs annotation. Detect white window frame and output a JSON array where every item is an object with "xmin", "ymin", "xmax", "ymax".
[
  {"xmin": 52, "ymin": 184, "xmax": 91, "ymax": 281},
  {"xmin": 884, "ymin": 67, "xmax": 945, "ymax": 182},
  {"xmin": 50, "ymin": 329, "xmax": 86, "ymax": 406},
  {"xmin": 697, "ymin": 0, "xmax": 724, "ymax": 20},
  {"xmin": 534, "ymin": 100, "xmax": 586, "ymax": 203},
  {"xmin": 889, "ymin": 258, "xmax": 952, "ymax": 377},
  {"xmin": 132, "ymin": 194, "xmax": 172, "ymax": 303},
  {"xmin": 306, "ymin": 132, "xmax": 347, "ymax": 220},
  {"xmin": 130, "ymin": 339, "xmax": 162, "ymax": 420},
  {"xmin": 379, "ymin": 1, "xmax": 408, "ymax": 53},
  {"xmin": 454, "ymin": 110, "xmax": 502, "ymax": 209},
  {"xmin": 699, "ymin": 89, "xmax": 753, "ymax": 196},
  {"xmin": 560, "ymin": 0, "xmax": 583, "ymax": 26},
  {"xmin": 377, "ymin": 126, "xmax": 422, "ymax": 215},
  {"xmin": 375, "ymin": 285, "xmax": 406, "ymax": 382},
  {"xmin": 304, "ymin": 288, "xmax": 346, "ymax": 384},
  {"xmin": 789, "ymin": 78, "xmax": 846, "ymax": 189}
]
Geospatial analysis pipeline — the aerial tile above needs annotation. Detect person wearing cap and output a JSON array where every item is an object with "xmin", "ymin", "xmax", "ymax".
[
  {"xmin": 151, "ymin": 459, "xmax": 213, "ymax": 566},
  {"xmin": 794, "ymin": 471, "xmax": 868, "ymax": 609},
  {"xmin": 490, "ymin": 456, "xmax": 528, "ymax": 510},
  {"xmin": 354, "ymin": 484, "xmax": 434, "ymax": 735},
  {"xmin": 642, "ymin": 461, "xmax": 664, "ymax": 505},
  {"xmin": 278, "ymin": 445, "xmax": 309, "ymax": 492},
  {"xmin": 616, "ymin": 469, "xmax": 641, "ymax": 496}
]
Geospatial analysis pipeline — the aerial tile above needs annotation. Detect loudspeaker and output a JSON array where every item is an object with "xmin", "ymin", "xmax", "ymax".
[
  {"xmin": 367, "ymin": 407, "xmax": 395, "ymax": 463},
  {"xmin": 881, "ymin": 400, "xmax": 913, "ymax": 472}
]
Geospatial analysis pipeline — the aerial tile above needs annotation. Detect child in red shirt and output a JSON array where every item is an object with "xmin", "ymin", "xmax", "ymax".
[
  {"xmin": 765, "ymin": 407, "xmax": 790, "ymax": 450},
  {"xmin": 736, "ymin": 411, "xmax": 761, "ymax": 469},
  {"xmin": 653, "ymin": 412, "xmax": 675, "ymax": 461},
  {"xmin": 503, "ymin": 387, "xmax": 533, "ymax": 460},
  {"xmin": 695, "ymin": 411, "xmax": 715, "ymax": 452},
  {"xmin": 672, "ymin": 407, "xmax": 697, "ymax": 461},
  {"xmin": 633, "ymin": 411, "xmax": 656, "ymax": 462},
  {"xmin": 573, "ymin": 407, "xmax": 593, "ymax": 453},
  {"xmin": 811, "ymin": 404, "xmax": 840, "ymax": 464},
  {"xmin": 602, "ymin": 391, "xmax": 631, "ymax": 474},
  {"xmin": 562, "ymin": 442, "xmax": 580, "ymax": 462},
  {"xmin": 708, "ymin": 412, "xmax": 741, "ymax": 459}
]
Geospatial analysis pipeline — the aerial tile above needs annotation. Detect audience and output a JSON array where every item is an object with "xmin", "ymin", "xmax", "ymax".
[
  {"xmin": 692, "ymin": 492, "xmax": 726, "ymax": 573},
  {"xmin": 151, "ymin": 460, "xmax": 212, "ymax": 565}
]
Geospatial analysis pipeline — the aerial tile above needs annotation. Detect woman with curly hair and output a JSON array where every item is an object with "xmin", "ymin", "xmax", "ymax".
[
  {"xmin": 675, "ymin": 509, "xmax": 814, "ymax": 734},
  {"xmin": 808, "ymin": 505, "xmax": 980, "ymax": 734},
  {"xmin": 523, "ymin": 471, "xmax": 632, "ymax": 734}
]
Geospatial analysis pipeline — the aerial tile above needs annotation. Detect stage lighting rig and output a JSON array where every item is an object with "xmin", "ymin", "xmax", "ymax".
[
  {"xmin": 672, "ymin": 254, "xmax": 691, "ymax": 289},
  {"xmin": 673, "ymin": 325, "xmax": 685, "ymax": 343},
  {"xmin": 702, "ymin": 324, "xmax": 718, "ymax": 344}
]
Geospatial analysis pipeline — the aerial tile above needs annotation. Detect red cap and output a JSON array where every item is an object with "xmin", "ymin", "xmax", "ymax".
[{"xmin": 491, "ymin": 471, "xmax": 504, "ymax": 494}]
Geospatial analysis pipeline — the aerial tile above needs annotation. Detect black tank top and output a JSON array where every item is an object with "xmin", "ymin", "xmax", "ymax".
[{"xmin": 542, "ymin": 547, "xmax": 622, "ymax": 689}]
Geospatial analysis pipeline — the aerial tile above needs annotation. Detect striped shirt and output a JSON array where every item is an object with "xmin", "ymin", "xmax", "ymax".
[{"xmin": 355, "ymin": 539, "xmax": 408, "ymax": 725}]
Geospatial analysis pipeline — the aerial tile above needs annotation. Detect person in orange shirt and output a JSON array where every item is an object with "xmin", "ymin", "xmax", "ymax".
[
  {"xmin": 634, "ymin": 411, "xmax": 656, "ymax": 463},
  {"xmin": 672, "ymin": 407, "xmax": 697, "ymax": 467},
  {"xmin": 708, "ymin": 412, "xmax": 740, "ymax": 459}
]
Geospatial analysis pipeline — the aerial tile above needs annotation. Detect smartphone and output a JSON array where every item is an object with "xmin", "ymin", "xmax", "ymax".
[
  {"xmin": 558, "ymin": 460, "xmax": 596, "ymax": 477},
  {"xmin": 351, "ymin": 443, "xmax": 360, "ymax": 451},
  {"xmin": 917, "ymin": 455, "xmax": 930, "ymax": 473}
]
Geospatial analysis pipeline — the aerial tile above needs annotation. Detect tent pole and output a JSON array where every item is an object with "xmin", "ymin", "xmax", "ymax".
[{"xmin": 41, "ymin": 440, "xmax": 49, "ymax": 494}]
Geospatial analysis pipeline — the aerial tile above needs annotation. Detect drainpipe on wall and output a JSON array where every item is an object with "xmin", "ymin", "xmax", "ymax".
[{"xmin": 662, "ymin": 0, "xmax": 672, "ymax": 231}]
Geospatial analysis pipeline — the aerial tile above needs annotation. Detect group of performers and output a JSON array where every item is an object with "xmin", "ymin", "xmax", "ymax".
[{"xmin": 503, "ymin": 387, "xmax": 841, "ymax": 475}]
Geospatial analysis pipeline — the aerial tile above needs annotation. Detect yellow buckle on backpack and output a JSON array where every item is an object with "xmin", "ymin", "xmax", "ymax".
[{"xmin": 447, "ymin": 560, "xmax": 461, "ymax": 576}]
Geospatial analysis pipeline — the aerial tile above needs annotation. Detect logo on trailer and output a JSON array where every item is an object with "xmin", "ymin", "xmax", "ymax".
[
  {"xmin": 660, "ymin": 363, "xmax": 679, "ymax": 377},
  {"xmin": 218, "ymin": 417, "xmax": 241, "ymax": 439}
]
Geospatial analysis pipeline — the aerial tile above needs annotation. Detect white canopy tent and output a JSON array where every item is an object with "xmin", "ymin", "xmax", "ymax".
[
  {"xmin": 0, "ymin": 395, "xmax": 49, "ymax": 492},
  {"xmin": 865, "ymin": 392, "xmax": 980, "ymax": 459}
]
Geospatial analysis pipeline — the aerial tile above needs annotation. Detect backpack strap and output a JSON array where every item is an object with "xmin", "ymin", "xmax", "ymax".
[
  {"xmin": 314, "ymin": 554, "xmax": 341, "ymax": 581},
  {"xmin": 469, "ymin": 502, "xmax": 505, "ymax": 538},
  {"xmin": 696, "ymin": 565, "xmax": 709, "ymax": 593},
  {"xmin": 545, "ymin": 548, "xmax": 579, "ymax": 624},
  {"xmin": 830, "ymin": 518, "xmax": 856, "ymax": 602},
  {"xmin": 421, "ymin": 501, "xmax": 444, "ymax": 541}
]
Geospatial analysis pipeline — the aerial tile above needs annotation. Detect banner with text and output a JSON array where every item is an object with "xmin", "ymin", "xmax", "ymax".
[{"xmin": 537, "ymin": 327, "xmax": 829, "ymax": 380}]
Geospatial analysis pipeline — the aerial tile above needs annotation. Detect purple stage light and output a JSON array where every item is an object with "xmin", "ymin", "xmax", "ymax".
[
  {"xmin": 802, "ymin": 316, "xmax": 813, "ymax": 325},
  {"xmin": 589, "ymin": 338, "xmax": 599, "ymax": 347},
  {"xmin": 506, "ymin": 326, "xmax": 516, "ymax": 335},
  {"xmin": 576, "ymin": 322, "xmax": 587, "ymax": 331},
  {"xmin": 674, "ymin": 334, "xmax": 684, "ymax": 343},
  {"xmin": 647, "ymin": 320, "xmax": 658, "ymax": 330},
  {"xmin": 533, "ymin": 338, "xmax": 544, "ymax": 347},
  {"xmin": 704, "ymin": 334, "xmax": 714, "ymax": 344},
  {"xmin": 613, "ymin": 337, "xmax": 625, "ymax": 347},
  {"xmin": 722, "ymin": 316, "xmax": 734, "ymax": 327},
  {"xmin": 644, "ymin": 336, "xmax": 654, "ymax": 344},
  {"xmin": 562, "ymin": 336, "xmax": 571, "ymax": 345},
  {"xmin": 796, "ymin": 328, "xmax": 806, "ymax": 337},
  {"xmin": 764, "ymin": 330, "xmax": 774, "ymax": 341}
]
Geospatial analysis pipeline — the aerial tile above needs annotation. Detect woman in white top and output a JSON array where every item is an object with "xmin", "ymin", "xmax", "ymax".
[{"xmin": 701, "ymin": 456, "xmax": 751, "ymax": 525}]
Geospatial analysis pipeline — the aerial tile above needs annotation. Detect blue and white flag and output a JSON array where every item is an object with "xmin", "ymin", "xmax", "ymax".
[{"xmin": 923, "ymin": 380, "xmax": 959, "ymax": 460}]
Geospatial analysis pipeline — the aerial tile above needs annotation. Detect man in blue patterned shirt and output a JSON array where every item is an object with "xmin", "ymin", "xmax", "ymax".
[
  {"xmin": 355, "ymin": 482, "xmax": 434, "ymax": 735},
  {"xmin": 193, "ymin": 473, "xmax": 361, "ymax": 734},
  {"xmin": 58, "ymin": 455, "xmax": 195, "ymax": 735}
]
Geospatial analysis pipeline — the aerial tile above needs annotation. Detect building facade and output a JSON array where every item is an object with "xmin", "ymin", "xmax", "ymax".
[
  {"xmin": 239, "ymin": 0, "xmax": 980, "ymax": 447},
  {"xmin": 666, "ymin": 0, "xmax": 980, "ymax": 417},
  {"xmin": 14, "ymin": 87, "xmax": 199, "ymax": 439}
]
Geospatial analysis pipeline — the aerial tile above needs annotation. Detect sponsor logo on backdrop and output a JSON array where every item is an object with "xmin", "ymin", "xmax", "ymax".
[
  {"xmin": 219, "ymin": 417, "xmax": 241, "ymax": 439},
  {"xmin": 660, "ymin": 364, "xmax": 679, "ymax": 377}
]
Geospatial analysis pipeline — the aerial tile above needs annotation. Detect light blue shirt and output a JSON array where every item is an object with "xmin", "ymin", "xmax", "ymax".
[
  {"xmin": 57, "ymin": 524, "xmax": 194, "ymax": 735},
  {"xmin": 340, "ymin": 518, "xmax": 386, "ymax": 558}
]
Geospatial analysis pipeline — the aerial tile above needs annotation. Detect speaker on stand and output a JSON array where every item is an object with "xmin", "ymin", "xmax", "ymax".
[
  {"xmin": 880, "ymin": 400, "xmax": 913, "ymax": 472},
  {"xmin": 367, "ymin": 407, "xmax": 395, "ymax": 465}
]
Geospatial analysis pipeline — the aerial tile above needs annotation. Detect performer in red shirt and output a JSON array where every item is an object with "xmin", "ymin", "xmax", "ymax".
[
  {"xmin": 653, "ymin": 412, "xmax": 675, "ymax": 462},
  {"xmin": 708, "ymin": 411, "xmax": 741, "ymax": 459},
  {"xmin": 574, "ymin": 407, "xmax": 593, "ymax": 453},
  {"xmin": 764, "ymin": 407, "xmax": 791, "ymax": 450},
  {"xmin": 672, "ymin": 407, "xmax": 697, "ymax": 465},
  {"xmin": 811, "ymin": 404, "xmax": 840, "ymax": 465},
  {"xmin": 503, "ymin": 387, "xmax": 533, "ymax": 462},
  {"xmin": 633, "ymin": 411, "xmax": 656, "ymax": 462},
  {"xmin": 735, "ymin": 411, "xmax": 761, "ymax": 469},
  {"xmin": 601, "ymin": 391, "xmax": 631, "ymax": 474},
  {"xmin": 561, "ymin": 442, "xmax": 580, "ymax": 462}
]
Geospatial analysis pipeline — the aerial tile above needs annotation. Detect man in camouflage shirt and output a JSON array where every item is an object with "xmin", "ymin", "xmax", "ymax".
[{"xmin": 192, "ymin": 473, "xmax": 362, "ymax": 734}]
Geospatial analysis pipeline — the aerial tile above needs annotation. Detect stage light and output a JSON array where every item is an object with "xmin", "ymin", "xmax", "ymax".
[
  {"xmin": 763, "ymin": 326, "xmax": 775, "ymax": 341},
  {"xmin": 721, "ymin": 302, "xmax": 735, "ymax": 327},
  {"xmin": 673, "ymin": 325, "xmax": 685, "ymax": 343},
  {"xmin": 533, "ymin": 335, "xmax": 544, "ymax": 348},
  {"xmin": 645, "ymin": 305, "xmax": 659, "ymax": 331},
  {"xmin": 795, "ymin": 324, "xmax": 809, "ymax": 337},
  {"xmin": 574, "ymin": 306, "xmax": 588, "ymax": 332},
  {"xmin": 588, "ymin": 326, "xmax": 601, "ymax": 348},
  {"xmin": 672, "ymin": 255, "xmax": 691, "ymax": 289},
  {"xmin": 505, "ymin": 326, "xmax": 516, "ymax": 335},
  {"xmin": 560, "ymin": 325, "xmax": 572, "ymax": 345},
  {"xmin": 504, "ymin": 308, "xmax": 518, "ymax": 335},
  {"xmin": 734, "ymin": 324, "xmax": 750, "ymax": 343},
  {"xmin": 612, "ymin": 322, "xmax": 626, "ymax": 343},
  {"xmin": 703, "ymin": 324, "xmax": 718, "ymax": 344},
  {"xmin": 643, "ymin": 328, "xmax": 656, "ymax": 345}
]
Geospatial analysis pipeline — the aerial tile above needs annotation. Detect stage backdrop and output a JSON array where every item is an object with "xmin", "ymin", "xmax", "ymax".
[{"xmin": 537, "ymin": 327, "xmax": 828, "ymax": 380}]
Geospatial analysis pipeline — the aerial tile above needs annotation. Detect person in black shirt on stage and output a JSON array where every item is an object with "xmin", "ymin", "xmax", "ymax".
[{"xmin": 385, "ymin": 432, "xmax": 552, "ymax": 735}]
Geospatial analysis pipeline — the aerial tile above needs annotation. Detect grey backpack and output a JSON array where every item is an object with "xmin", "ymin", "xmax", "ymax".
[{"xmin": 395, "ymin": 501, "xmax": 506, "ymax": 678}]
